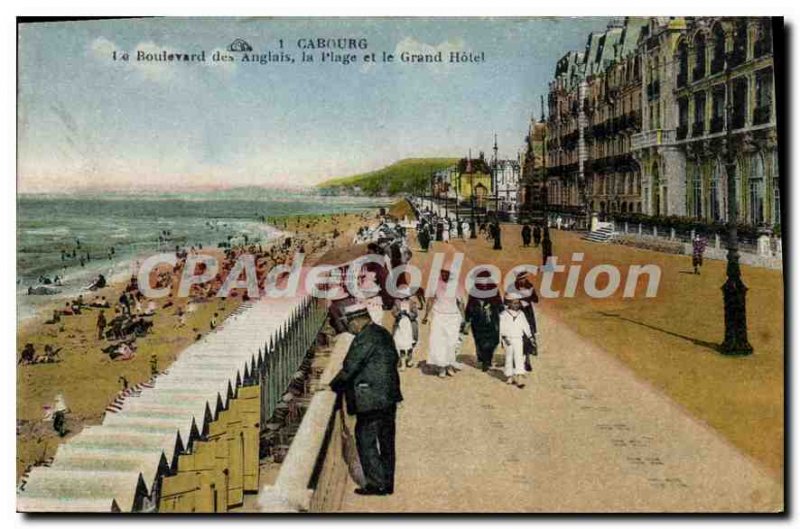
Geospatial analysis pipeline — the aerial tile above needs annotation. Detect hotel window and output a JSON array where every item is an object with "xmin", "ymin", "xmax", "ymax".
[
  {"xmin": 677, "ymin": 97, "xmax": 689, "ymax": 140},
  {"xmin": 753, "ymin": 68, "xmax": 773, "ymax": 125},
  {"xmin": 731, "ymin": 19, "xmax": 748, "ymax": 66},
  {"xmin": 772, "ymin": 150, "xmax": 781, "ymax": 225},
  {"xmin": 677, "ymin": 42, "xmax": 688, "ymax": 87},
  {"xmin": 749, "ymin": 154, "xmax": 766, "ymax": 225},
  {"xmin": 732, "ymin": 77, "xmax": 748, "ymax": 129},
  {"xmin": 691, "ymin": 164, "xmax": 703, "ymax": 218},
  {"xmin": 693, "ymin": 91, "xmax": 706, "ymax": 137},
  {"xmin": 710, "ymin": 163, "xmax": 723, "ymax": 221},
  {"xmin": 693, "ymin": 33, "xmax": 707, "ymax": 81},
  {"xmin": 754, "ymin": 18, "xmax": 772, "ymax": 58},
  {"xmin": 711, "ymin": 24, "xmax": 726, "ymax": 74},
  {"xmin": 711, "ymin": 86, "xmax": 726, "ymax": 133}
]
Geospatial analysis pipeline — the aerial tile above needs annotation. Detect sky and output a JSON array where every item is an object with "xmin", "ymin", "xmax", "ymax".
[{"xmin": 17, "ymin": 17, "xmax": 611, "ymax": 193}]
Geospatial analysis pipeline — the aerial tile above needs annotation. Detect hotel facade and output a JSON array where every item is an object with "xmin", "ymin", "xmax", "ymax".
[{"xmin": 525, "ymin": 17, "xmax": 780, "ymax": 229}]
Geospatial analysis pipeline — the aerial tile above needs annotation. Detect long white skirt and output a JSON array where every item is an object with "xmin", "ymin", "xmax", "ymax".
[
  {"xmin": 504, "ymin": 338, "xmax": 526, "ymax": 377},
  {"xmin": 394, "ymin": 316, "xmax": 415, "ymax": 351},
  {"xmin": 442, "ymin": 229, "xmax": 450, "ymax": 242},
  {"xmin": 428, "ymin": 311, "xmax": 461, "ymax": 367}
]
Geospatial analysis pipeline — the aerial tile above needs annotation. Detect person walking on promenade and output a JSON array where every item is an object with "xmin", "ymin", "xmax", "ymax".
[
  {"xmin": 514, "ymin": 272, "xmax": 540, "ymax": 372},
  {"xmin": 422, "ymin": 268, "xmax": 465, "ymax": 378},
  {"xmin": 464, "ymin": 270, "xmax": 502, "ymax": 372},
  {"xmin": 96, "ymin": 310, "xmax": 107, "ymax": 340},
  {"xmin": 442, "ymin": 218, "xmax": 451, "ymax": 243},
  {"xmin": 462, "ymin": 220, "xmax": 471, "ymax": 239},
  {"xmin": 533, "ymin": 224, "xmax": 542, "ymax": 247},
  {"xmin": 331, "ymin": 304, "xmax": 403, "ymax": 496},
  {"xmin": 521, "ymin": 223, "xmax": 532, "ymax": 247},
  {"xmin": 541, "ymin": 229, "xmax": 553, "ymax": 266},
  {"xmin": 499, "ymin": 293, "xmax": 533, "ymax": 388},
  {"xmin": 492, "ymin": 220, "xmax": 503, "ymax": 250},
  {"xmin": 391, "ymin": 286, "xmax": 420, "ymax": 370},
  {"xmin": 692, "ymin": 233, "xmax": 708, "ymax": 275},
  {"xmin": 418, "ymin": 221, "xmax": 431, "ymax": 252}
]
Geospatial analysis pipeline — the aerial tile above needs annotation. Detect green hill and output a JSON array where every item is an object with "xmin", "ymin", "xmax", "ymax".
[{"xmin": 317, "ymin": 158, "xmax": 458, "ymax": 196}]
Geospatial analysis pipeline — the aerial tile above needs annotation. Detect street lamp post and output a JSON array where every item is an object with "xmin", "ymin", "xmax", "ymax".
[
  {"xmin": 454, "ymin": 167, "xmax": 462, "ymax": 237},
  {"xmin": 444, "ymin": 176, "xmax": 449, "ymax": 219},
  {"xmin": 720, "ymin": 38, "xmax": 753, "ymax": 356},
  {"xmin": 541, "ymin": 96, "xmax": 553, "ymax": 264},
  {"xmin": 469, "ymin": 169, "xmax": 477, "ymax": 239}
]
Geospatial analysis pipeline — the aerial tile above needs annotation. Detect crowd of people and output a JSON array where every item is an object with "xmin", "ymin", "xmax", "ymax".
[
  {"xmin": 330, "ymin": 208, "xmax": 545, "ymax": 496},
  {"xmin": 336, "ymin": 209, "xmax": 543, "ymax": 387}
]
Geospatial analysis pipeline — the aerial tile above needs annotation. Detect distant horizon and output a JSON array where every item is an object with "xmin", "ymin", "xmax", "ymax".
[
  {"xmin": 18, "ymin": 17, "xmax": 611, "ymax": 192},
  {"xmin": 16, "ymin": 155, "xmax": 461, "ymax": 195}
]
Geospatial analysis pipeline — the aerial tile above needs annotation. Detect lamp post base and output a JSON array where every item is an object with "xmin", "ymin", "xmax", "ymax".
[{"xmin": 720, "ymin": 275, "xmax": 753, "ymax": 356}]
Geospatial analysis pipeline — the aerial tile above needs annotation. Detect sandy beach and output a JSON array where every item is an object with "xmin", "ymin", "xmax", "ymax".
[{"xmin": 16, "ymin": 208, "xmax": 378, "ymax": 481}]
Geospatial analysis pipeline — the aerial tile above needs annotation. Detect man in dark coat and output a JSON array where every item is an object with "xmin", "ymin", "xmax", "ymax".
[
  {"xmin": 465, "ymin": 271, "xmax": 502, "ymax": 372},
  {"xmin": 331, "ymin": 305, "xmax": 403, "ymax": 496},
  {"xmin": 492, "ymin": 221, "xmax": 503, "ymax": 250},
  {"xmin": 417, "ymin": 222, "xmax": 430, "ymax": 252},
  {"xmin": 533, "ymin": 224, "xmax": 542, "ymax": 247},
  {"xmin": 521, "ymin": 223, "xmax": 532, "ymax": 247}
]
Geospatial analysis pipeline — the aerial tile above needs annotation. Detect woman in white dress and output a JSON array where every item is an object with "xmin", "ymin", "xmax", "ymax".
[
  {"xmin": 442, "ymin": 219, "xmax": 450, "ymax": 243},
  {"xmin": 422, "ymin": 269, "xmax": 465, "ymax": 378}
]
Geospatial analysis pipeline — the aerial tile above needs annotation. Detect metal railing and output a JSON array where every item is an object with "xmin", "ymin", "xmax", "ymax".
[
  {"xmin": 260, "ymin": 296, "xmax": 328, "ymax": 426},
  {"xmin": 631, "ymin": 129, "xmax": 676, "ymax": 150}
]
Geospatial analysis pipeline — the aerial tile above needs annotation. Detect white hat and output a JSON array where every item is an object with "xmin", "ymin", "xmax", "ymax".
[
  {"xmin": 395, "ymin": 286, "xmax": 413, "ymax": 298},
  {"xmin": 516, "ymin": 287, "xmax": 533, "ymax": 298},
  {"xmin": 505, "ymin": 292, "xmax": 523, "ymax": 301}
]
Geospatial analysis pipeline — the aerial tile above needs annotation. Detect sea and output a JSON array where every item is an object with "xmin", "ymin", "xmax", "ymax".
[{"xmin": 17, "ymin": 188, "xmax": 389, "ymax": 322}]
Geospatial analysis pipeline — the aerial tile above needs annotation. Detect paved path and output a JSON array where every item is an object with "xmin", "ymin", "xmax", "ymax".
[{"xmin": 338, "ymin": 239, "xmax": 783, "ymax": 513}]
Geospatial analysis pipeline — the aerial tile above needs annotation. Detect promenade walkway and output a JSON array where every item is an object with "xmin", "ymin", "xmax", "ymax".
[{"xmin": 338, "ymin": 237, "xmax": 782, "ymax": 513}]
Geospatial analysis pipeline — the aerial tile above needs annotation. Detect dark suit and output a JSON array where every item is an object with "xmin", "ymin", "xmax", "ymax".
[{"xmin": 331, "ymin": 323, "xmax": 403, "ymax": 492}]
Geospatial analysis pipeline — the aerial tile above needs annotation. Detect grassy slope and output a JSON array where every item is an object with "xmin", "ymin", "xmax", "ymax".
[{"xmin": 317, "ymin": 158, "xmax": 458, "ymax": 196}]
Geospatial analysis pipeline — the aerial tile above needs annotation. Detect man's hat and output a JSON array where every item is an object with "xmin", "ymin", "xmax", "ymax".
[
  {"xmin": 473, "ymin": 269, "xmax": 497, "ymax": 289},
  {"xmin": 505, "ymin": 292, "xmax": 523, "ymax": 301},
  {"xmin": 344, "ymin": 302, "xmax": 370, "ymax": 320}
]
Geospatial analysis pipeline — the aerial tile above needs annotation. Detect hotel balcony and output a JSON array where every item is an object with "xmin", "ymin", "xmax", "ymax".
[{"xmin": 631, "ymin": 129, "xmax": 676, "ymax": 151}]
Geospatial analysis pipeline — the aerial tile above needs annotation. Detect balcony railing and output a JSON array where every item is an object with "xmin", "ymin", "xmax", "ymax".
[
  {"xmin": 631, "ymin": 129, "xmax": 676, "ymax": 150},
  {"xmin": 753, "ymin": 105, "xmax": 772, "ymax": 125}
]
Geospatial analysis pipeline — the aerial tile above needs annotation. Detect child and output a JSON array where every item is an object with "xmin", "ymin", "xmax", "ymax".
[
  {"xmin": 499, "ymin": 293, "xmax": 533, "ymax": 388},
  {"xmin": 391, "ymin": 286, "xmax": 420, "ymax": 370}
]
